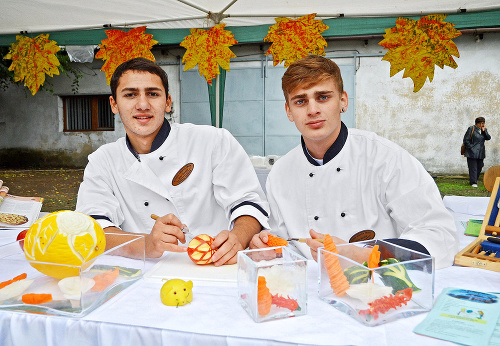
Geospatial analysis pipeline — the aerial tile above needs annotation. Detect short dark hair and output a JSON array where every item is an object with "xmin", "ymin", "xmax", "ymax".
[
  {"xmin": 475, "ymin": 117, "xmax": 486, "ymax": 124},
  {"xmin": 110, "ymin": 58, "xmax": 169, "ymax": 101},
  {"xmin": 282, "ymin": 55, "xmax": 344, "ymax": 103}
]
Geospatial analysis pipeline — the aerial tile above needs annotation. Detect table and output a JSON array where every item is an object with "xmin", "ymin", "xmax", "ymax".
[{"xmin": 1, "ymin": 196, "xmax": 499, "ymax": 346}]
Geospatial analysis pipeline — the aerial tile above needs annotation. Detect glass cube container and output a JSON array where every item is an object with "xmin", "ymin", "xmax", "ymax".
[
  {"xmin": 0, "ymin": 233, "xmax": 145, "ymax": 317},
  {"xmin": 318, "ymin": 240, "xmax": 434, "ymax": 327},
  {"xmin": 238, "ymin": 247, "xmax": 308, "ymax": 322}
]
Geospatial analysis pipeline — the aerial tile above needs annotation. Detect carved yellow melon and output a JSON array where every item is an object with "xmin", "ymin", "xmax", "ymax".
[{"xmin": 24, "ymin": 211, "xmax": 106, "ymax": 279}]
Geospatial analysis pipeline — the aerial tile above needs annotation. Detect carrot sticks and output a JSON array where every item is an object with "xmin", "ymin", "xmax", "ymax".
[
  {"xmin": 22, "ymin": 293, "xmax": 53, "ymax": 304},
  {"xmin": 0, "ymin": 273, "xmax": 27, "ymax": 290}
]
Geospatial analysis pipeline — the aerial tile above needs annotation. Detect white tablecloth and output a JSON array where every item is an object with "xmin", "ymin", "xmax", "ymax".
[{"xmin": 1, "ymin": 196, "xmax": 499, "ymax": 346}]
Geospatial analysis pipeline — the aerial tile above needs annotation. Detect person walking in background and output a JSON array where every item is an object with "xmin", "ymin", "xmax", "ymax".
[{"xmin": 463, "ymin": 117, "xmax": 491, "ymax": 187}]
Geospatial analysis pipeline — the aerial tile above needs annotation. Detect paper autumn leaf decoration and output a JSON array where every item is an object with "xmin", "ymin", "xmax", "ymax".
[
  {"xmin": 379, "ymin": 14, "xmax": 461, "ymax": 92},
  {"xmin": 95, "ymin": 26, "xmax": 158, "ymax": 84},
  {"xmin": 180, "ymin": 23, "xmax": 237, "ymax": 85},
  {"xmin": 264, "ymin": 13, "xmax": 328, "ymax": 67},
  {"xmin": 4, "ymin": 34, "xmax": 60, "ymax": 95}
]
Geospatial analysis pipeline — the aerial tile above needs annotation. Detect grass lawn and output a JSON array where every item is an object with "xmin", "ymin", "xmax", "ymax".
[
  {"xmin": 433, "ymin": 174, "xmax": 490, "ymax": 198},
  {"xmin": 0, "ymin": 169, "xmax": 492, "ymax": 213}
]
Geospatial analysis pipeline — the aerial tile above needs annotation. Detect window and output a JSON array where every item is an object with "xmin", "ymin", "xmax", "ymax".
[{"xmin": 63, "ymin": 95, "xmax": 114, "ymax": 131}]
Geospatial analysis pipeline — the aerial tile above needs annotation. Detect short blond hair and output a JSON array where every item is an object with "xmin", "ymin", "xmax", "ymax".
[{"xmin": 282, "ymin": 55, "xmax": 344, "ymax": 103}]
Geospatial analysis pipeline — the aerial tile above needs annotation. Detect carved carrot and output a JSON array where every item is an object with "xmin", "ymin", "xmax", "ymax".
[
  {"xmin": 257, "ymin": 276, "xmax": 272, "ymax": 316},
  {"xmin": 22, "ymin": 293, "xmax": 53, "ymax": 304},
  {"xmin": 0, "ymin": 273, "xmax": 27, "ymax": 289},
  {"xmin": 358, "ymin": 288, "xmax": 413, "ymax": 320},
  {"xmin": 368, "ymin": 245, "xmax": 381, "ymax": 269},
  {"xmin": 266, "ymin": 234, "xmax": 288, "ymax": 253},
  {"xmin": 368, "ymin": 245, "xmax": 381, "ymax": 283},
  {"xmin": 91, "ymin": 267, "xmax": 119, "ymax": 291},
  {"xmin": 323, "ymin": 234, "xmax": 350, "ymax": 296},
  {"xmin": 271, "ymin": 294, "xmax": 298, "ymax": 311}
]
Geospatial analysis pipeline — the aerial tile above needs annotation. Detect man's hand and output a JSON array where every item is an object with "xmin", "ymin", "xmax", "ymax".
[
  {"xmin": 210, "ymin": 215, "xmax": 261, "ymax": 266},
  {"xmin": 249, "ymin": 230, "xmax": 271, "ymax": 249},
  {"xmin": 146, "ymin": 213, "xmax": 188, "ymax": 258},
  {"xmin": 210, "ymin": 230, "xmax": 243, "ymax": 266},
  {"xmin": 306, "ymin": 229, "xmax": 346, "ymax": 261}
]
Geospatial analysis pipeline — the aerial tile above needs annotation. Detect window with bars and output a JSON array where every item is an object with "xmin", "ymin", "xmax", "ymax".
[{"xmin": 63, "ymin": 95, "xmax": 115, "ymax": 131}]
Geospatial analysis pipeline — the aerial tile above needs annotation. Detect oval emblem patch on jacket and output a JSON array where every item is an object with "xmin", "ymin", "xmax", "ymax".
[
  {"xmin": 349, "ymin": 230, "xmax": 375, "ymax": 243},
  {"xmin": 172, "ymin": 163, "xmax": 194, "ymax": 186}
]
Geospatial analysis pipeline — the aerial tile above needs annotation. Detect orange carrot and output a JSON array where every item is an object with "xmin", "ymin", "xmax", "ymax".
[
  {"xmin": 91, "ymin": 267, "xmax": 119, "ymax": 291},
  {"xmin": 368, "ymin": 245, "xmax": 381, "ymax": 283},
  {"xmin": 323, "ymin": 235, "xmax": 350, "ymax": 296},
  {"xmin": 0, "ymin": 273, "xmax": 27, "ymax": 290},
  {"xmin": 266, "ymin": 234, "xmax": 288, "ymax": 253},
  {"xmin": 22, "ymin": 293, "xmax": 53, "ymax": 304},
  {"xmin": 368, "ymin": 245, "xmax": 381, "ymax": 269},
  {"xmin": 257, "ymin": 276, "xmax": 272, "ymax": 316}
]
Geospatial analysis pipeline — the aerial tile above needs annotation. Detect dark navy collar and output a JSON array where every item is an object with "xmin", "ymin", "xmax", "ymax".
[
  {"xmin": 301, "ymin": 122, "xmax": 348, "ymax": 166},
  {"xmin": 126, "ymin": 119, "xmax": 171, "ymax": 161}
]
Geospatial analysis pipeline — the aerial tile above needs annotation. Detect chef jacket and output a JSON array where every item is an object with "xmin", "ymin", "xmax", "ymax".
[
  {"xmin": 76, "ymin": 120, "xmax": 270, "ymax": 237},
  {"xmin": 266, "ymin": 122, "xmax": 458, "ymax": 269}
]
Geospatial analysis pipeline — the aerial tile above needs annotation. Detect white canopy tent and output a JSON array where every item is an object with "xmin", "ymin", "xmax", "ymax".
[{"xmin": 1, "ymin": 0, "xmax": 500, "ymax": 35}]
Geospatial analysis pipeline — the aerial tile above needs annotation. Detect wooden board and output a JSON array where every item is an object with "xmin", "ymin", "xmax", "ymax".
[{"xmin": 455, "ymin": 176, "xmax": 500, "ymax": 272}]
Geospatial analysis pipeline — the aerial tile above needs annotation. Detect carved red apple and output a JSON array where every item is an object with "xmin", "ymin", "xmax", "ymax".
[
  {"xmin": 17, "ymin": 229, "xmax": 28, "ymax": 249},
  {"xmin": 187, "ymin": 234, "xmax": 216, "ymax": 265}
]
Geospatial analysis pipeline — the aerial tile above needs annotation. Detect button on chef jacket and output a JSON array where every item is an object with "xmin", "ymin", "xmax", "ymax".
[
  {"xmin": 76, "ymin": 120, "xmax": 270, "ymax": 237},
  {"xmin": 266, "ymin": 122, "xmax": 458, "ymax": 269}
]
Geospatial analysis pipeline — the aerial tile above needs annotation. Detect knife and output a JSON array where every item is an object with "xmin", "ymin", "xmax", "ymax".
[{"xmin": 287, "ymin": 238, "xmax": 325, "ymax": 243}]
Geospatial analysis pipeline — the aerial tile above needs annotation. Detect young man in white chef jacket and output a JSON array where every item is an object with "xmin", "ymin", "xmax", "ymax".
[
  {"xmin": 76, "ymin": 58, "xmax": 269, "ymax": 266},
  {"xmin": 249, "ymin": 55, "xmax": 458, "ymax": 269}
]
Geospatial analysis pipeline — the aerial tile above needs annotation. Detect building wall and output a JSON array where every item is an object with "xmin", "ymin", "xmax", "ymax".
[
  {"xmin": 356, "ymin": 33, "xmax": 500, "ymax": 174},
  {"xmin": 0, "ymin": 33, "xmax": 498, "ymax": 172}
]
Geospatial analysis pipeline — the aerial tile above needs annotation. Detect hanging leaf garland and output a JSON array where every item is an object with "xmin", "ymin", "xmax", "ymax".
[
  {"xmin": 379, "ymin": 14, "xmax": 461, "ymax": 92},
  {"xmin": 180, "ymin": 23, "xmax": 237, "ymax": 85},
  {"xmin": 264, "ymin": 13, "xmax": 329, "ymax": 67},
  {"xmin": 95, "ymin": 26, "xmax": 158, "ymax": 85},
  {"xmin": 4, "ymin": 34, "xmax": 60, "ymax": 95}
]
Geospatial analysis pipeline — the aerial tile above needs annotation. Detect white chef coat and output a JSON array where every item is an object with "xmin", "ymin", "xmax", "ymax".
[
  {"xmin": 266, "ymin": 123, "xmax": 458, "ymax": 269},
  {"xmin": 76, "ymin": 121, "xmax": 269, "ymax": 237}
]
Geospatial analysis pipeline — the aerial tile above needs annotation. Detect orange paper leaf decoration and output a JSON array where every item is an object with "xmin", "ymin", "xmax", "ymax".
[
  {"xmin": 379, "ymin": 14, "xmax": 461, "ymax": 92},
  {"xmin": 4, "ymin": 34, "xmax": 60, "ymax": 95},
  {"xmin": 264, "ymin": 13, "xmax": 328, "ymax": 67},
  {"xmin": 95, "ymin": 26, "xmax": 158, "ymax": 84},
  {"xmin": 180, "ymin": 23, "xmax": 237, "ymax": 85}
]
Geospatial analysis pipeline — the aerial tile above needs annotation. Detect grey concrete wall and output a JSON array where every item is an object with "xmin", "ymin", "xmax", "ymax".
[
  {"xmin": 356, "ymin": 33, "xmax": 499, "ymax": 174},
  {"xmin": 0, "ymin": 55, "xmax": 181, "ymax": 167}
]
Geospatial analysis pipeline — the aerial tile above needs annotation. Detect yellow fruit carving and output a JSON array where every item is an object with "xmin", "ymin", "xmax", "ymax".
[
  {"xmin": 24, "ymin": 211, "xmax": 106, "ymax": 279},
  {"xmin": 187, "ymin": 234, "xmax": 215, "ymax": 265},
  {"xmin": 160, "ymin": 279, "xmax": 193, "ymax": 307}
]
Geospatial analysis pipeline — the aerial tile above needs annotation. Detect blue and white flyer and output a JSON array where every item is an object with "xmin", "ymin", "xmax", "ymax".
[{"xmin": 414, "ymin": 288, "xmax": 500, "ymax": 346}]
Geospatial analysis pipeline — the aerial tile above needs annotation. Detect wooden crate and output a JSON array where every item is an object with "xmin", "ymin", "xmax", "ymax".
[{"xmin": 454, "ymin": 177, "xmax": 500, "ymax": 272}]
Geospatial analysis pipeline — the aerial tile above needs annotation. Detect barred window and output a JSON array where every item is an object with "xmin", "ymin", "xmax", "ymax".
[{"xmin": 63, "ymin": 95, "xmax": 114, "ymax": 131}]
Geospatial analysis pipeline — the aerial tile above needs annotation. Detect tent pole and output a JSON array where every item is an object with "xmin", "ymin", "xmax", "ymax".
[{"xmin": 215, "ymin": 74, "xmax": 220, "ymax": 128}]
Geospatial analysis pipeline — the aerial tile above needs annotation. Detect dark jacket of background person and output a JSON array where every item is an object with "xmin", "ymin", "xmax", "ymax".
[{"xmin": 464, "ymin": 125, "xmax": 491, "ymax": 159}]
